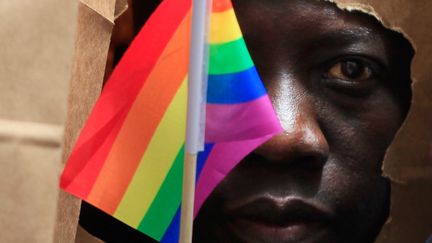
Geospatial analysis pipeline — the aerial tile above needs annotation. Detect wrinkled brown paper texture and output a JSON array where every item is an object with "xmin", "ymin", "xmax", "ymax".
[
  {"xmin": 330, "ymin": 0, "xmax": 432, "ymax": 242},
  {"xmin": 50, "ymin": 0, "xmax": 431, "ymax": 242},
  {"xmin": 52, "ymin": 0, "xmax": 127, "ymax": 242},
  {"xmin": 0, "ymin": 0, "xmax": 78, "ymax": 242}
]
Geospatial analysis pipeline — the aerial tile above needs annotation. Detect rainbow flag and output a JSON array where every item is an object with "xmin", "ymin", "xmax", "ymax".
[{"xmin": 60, "ymin": 0, "xmax": 281, "ymax": 242}]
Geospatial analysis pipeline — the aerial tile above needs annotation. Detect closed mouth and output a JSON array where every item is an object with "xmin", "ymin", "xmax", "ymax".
[{"xmin": 224, "ymin": 195, "xmax": 335, "ymax": 243}]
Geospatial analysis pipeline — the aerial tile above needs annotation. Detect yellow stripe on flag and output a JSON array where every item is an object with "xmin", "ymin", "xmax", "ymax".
[
  {"xmin": 210, "ymin": 9, "xmax": 242, "ymax": 44},
  {"xmin": 113, "ymin": 79, "xmax": 187, "ymax": 227}
]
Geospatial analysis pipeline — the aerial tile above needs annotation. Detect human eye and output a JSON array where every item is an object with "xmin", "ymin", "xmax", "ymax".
[{"xmin": 321, "ymin": 57, "xmax": 385, "ymax": 97}]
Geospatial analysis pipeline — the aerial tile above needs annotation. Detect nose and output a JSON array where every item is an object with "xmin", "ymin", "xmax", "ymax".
[{"xmin": 254, "ymin": 78, "xmax": 329, "ymax": 167}]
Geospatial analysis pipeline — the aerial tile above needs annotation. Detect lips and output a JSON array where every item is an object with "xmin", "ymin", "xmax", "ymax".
[{"xmin": 223, "ymin": 195, "xmax": 335, "ymax": 243}]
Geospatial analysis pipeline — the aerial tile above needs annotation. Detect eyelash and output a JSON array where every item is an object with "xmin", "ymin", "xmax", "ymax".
[
  {"xmin": 319, "ymin": 56, "xmax": 385, "ymax": 97},
  {"xmin": 325, "ymin": 56, "xmax": 382, "ymax": 77}
]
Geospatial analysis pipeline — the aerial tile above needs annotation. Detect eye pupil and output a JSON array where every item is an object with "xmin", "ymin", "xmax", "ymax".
[
  {"xmin": 341, "ymin": 60, "xmax": 364, "ymax": 78},
  {"xmin": 326, "ymin": 58, "xmax": 375, "ymax": 81}
]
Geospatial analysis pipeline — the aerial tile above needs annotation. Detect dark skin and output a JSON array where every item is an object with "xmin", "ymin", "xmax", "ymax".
[
  {"xmin": 194, "ymin": 0, "xmax": 413, "ymax": 243},
  {"xmin": 80, "ymin": 0, "xmax": 413, "ymax": 242}
]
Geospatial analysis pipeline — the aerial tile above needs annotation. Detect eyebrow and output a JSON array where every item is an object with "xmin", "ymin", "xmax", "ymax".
[
  {"xmin": 313, "ymin": 27, "xmax": 377, "ymax": 46},
  {"xmin": 304, "ymin": 26, "xmax": 389, "ymax": 66}
]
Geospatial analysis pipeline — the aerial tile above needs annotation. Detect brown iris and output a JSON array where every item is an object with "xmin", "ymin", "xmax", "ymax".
[{"xmin": 327, "ymin": 60, "xmax": 373, "ymax": 81}]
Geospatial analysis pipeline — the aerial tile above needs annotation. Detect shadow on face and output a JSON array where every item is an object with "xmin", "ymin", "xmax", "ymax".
[
  {"xmin": 78, "ymin": 0, "xmax": 414, "ymax": 242},
  {"xmin": 194, "ymin": 1, "xmax": 414, "ymax": 243}
]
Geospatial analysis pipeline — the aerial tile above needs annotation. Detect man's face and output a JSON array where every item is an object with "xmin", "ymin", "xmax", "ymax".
[{"xmin": 194, "ymin": 0, "xmax": 413, "ymax": 243}]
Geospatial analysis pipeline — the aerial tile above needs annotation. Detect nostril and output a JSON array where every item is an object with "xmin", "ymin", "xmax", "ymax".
[
  {"xmin": 251, "ymin": 147, "xmax": 328, "ymax": 170},
  {"xmin": 251, "ymin": 131, "xmax": 329, "ymax": 169},
  {"xmin": 248, "ymin": 98, "xmax": 331, "ymax": 167},
  {"xmin": 292, "ymin": 155, "xmax": 326, "ymax": 170}
]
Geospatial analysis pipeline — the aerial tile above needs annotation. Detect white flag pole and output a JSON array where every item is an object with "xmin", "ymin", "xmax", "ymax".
[{"xmin": 180, "ymin": 0, "xmax": 211, "ymax": 242}]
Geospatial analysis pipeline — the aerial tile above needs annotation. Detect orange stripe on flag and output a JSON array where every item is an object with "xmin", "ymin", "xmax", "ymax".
[
  {"xmin": 87, "ymin": 11, "xmax": 191, "ymax": 214},
  {"xmin": 212, "ymin": 0, "xmax": 233, "ymax": 12}
]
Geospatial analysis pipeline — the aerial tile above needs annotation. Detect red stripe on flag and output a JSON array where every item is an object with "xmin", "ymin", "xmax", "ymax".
[
  {"xmin": 60, "ymin": 106, "xmax": 129, "ymax": 194},
  {"xmin": 60, "ymin": 0, "xmax": 191, "ymax": 198},
  {"xmin": 86, "ymin": 12, "xmax": 191, "ymax": 214}
]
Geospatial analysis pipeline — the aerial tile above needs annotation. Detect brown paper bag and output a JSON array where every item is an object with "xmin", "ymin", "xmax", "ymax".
[
  {"xmin": 53, "ymin": 0, "xmax": 127, "ymax": 242},
  {"xmin": 330, "ymin": 1, "xmax": 432, "ymax": 242},
  {"xmin": 54, "ymin": 0, "xmax": 432, "ymax": 242}
]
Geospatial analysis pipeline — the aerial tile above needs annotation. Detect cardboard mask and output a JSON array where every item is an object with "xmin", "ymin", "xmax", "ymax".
[{"xmin": 53, "ymin": 0, "xmax": 432, "ymax": 242}]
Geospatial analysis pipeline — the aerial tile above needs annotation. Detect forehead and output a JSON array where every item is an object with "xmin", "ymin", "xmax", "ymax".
[
  {"xmin": 232, "ymin": 0, "xmax": 385, "ymax": 38},
  {"xmin": 232, "ymin": 0, "xmax": 393, "ymax": 69}
]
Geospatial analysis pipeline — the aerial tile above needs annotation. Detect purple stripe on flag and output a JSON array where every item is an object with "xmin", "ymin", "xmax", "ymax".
[
  {"xmin": 193, "ymin": 134, "xmax": 277, "ymax": 217},
  {"xmin": 205, "ymin": 95, "xmax": 281, "ymax": 143}
]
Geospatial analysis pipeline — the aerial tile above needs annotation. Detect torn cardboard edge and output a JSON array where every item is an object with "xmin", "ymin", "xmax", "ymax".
[
  {"xmin": 55, "ymin": 0, "xmax": 432, "ymax": 242},
  {"xmin": 80, "ymin": 0, "xmax": 128, "ymax": 24},
  {"xmin": 114, "ymin": 0, "xmax": 128, "ymax": 20},
  {"xmin": 333, "ymin": 0, "xmax": 432, "ymax": 181},
  {"xmin": 54, "ymin": 0, "xmax": 122, "ymax": 242},
  {"xmin": 325, "ymin": 0, "xmax": 418, "ymax": 183},
  {"xmin": 328, "ymin": 1, "xmax": 432, "ymax": 242},
  {"xmin": 326, "ymin": 1, "xmax": 420, "ymax": 79}
]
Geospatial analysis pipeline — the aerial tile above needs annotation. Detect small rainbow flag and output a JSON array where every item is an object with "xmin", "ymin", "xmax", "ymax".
[{"xmin": 60, "ymin": 0, "xmax": 281, "ymax": 242}]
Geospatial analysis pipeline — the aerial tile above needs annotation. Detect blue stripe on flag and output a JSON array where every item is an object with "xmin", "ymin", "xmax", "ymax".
[
  {"xmin": 207, "ymin": 66, "xmax": 267, "ymax": 104},
  {"xmin": 196, "ymin": 143, "xmax": 214, "ymax": 181},
  {"xmin": 160, "ymin": 207, "xmax": 180, "ymax": 243},
  {"xmin": 160, "ymin": 144, "xmax": 214, "ymax": 242}
]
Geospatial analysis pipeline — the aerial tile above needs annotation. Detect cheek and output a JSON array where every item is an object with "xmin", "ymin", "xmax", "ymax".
[
  {"xmin": 320, "ymin": 161, "xmax": 389, "ymax": 235},
  {"xmin": 320, "ymin": 88, "xmax": 405, "ymax": 173},
  {"xmin": 320, "ymin": 161, "xmax": 387, "ymax": 203},
  {"xmin": 362, "ymin": 86, "xmax": 406, "ymax": 136},
  {"xmin": 315, "ymin": 88, "xmax": 400, "ymax": 227}
]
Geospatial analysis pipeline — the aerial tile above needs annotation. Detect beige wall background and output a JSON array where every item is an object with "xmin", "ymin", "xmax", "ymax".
[
  {"xmin": 0, "ymin": 0, "xmax": 78, "ymax": 242},
  {"xmin": 0, "ymin": 0, "xmax": 430, "ymax": 242}
]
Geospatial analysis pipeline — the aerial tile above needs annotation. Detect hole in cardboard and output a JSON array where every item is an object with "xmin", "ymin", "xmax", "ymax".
[{"xmin": 82, "ymin": 1, "xmax": 417, "ymax": 242}]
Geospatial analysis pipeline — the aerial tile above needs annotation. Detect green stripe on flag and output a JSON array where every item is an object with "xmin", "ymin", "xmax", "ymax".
[
  {"xmin": 209, "ymin": 38, "xmax": 254, "ymax": 75},
  {"xmin": 137, "ymin": 146, "xmax": 184, "ymax": 240}
]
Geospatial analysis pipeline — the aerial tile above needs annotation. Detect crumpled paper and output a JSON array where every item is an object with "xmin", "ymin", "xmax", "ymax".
[
  {"xmin": 54, "ymin": 0, "xmax": 432, "ymax": 242},
  {"xmin": 53, "ymin": 0, "xmax": 127, "ymax": 242},
  {"xmin": 328, "ymin": 1, "xmax": 432, "ymax": 242}
]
